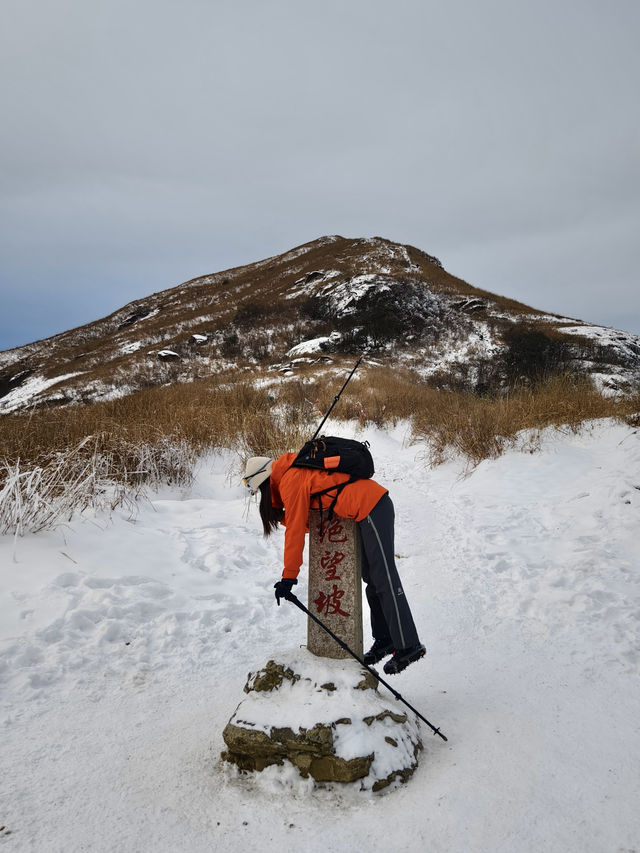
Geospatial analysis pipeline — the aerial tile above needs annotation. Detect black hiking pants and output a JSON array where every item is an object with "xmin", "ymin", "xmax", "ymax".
[{"xmin": 358, "ymin": 493, "xmax": 420, "ymax": 651}]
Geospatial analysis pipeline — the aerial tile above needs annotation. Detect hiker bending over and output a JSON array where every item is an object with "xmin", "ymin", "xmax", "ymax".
[{"xmin": 243, "ymin": 453, "xmax": 425, "ymax": 675}]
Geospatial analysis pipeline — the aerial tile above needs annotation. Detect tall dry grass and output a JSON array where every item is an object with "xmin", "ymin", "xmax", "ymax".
[
  {"xmin": 0, "ymin": 382, "xmax": 301, "ymax": 466},
  {"xmin": 0, "ymin": 379, "xmax": 316, "ymax": 533},
  {"xmin": 410, "ymin": 374, "xmax": 640, "ymax": 466},
  {"xmin": 0, "ymin": 437, "xmax": 142, "ymax": 536},
  {"xmin": 1, "ymin": 368, "xmax": 638, "ymax": 534},
  {"xmin": 2, "ymin": 369, "xmax": 638, "ymax": 474}
]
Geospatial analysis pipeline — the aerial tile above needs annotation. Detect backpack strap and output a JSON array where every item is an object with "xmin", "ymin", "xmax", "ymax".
[
  {"xmin": 309, "ymin": 476, "xmax": 356, "ymax": 534},
  {"xmin": 283, "ymin": 458, "xmax": 359, "ymax": 535}
]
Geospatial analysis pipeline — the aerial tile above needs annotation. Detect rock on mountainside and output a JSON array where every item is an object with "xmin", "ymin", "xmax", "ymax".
[{"xmin": 1, "ymin": 235, "xmax": 639, "ymax": 412}]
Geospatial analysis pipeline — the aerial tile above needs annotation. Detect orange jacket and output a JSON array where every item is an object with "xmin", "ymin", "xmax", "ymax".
[{"xmin": 270, "ymin": 452, "xmax": 388, "ymax": 580}]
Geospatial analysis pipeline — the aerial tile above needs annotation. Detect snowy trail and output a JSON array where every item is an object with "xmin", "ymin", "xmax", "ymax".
[{"xmin": 1, "ymin": 423, "xmax": 640, "ymax": 852}]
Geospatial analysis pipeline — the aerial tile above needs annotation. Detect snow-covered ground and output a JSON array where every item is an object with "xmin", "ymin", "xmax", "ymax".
[{"xmin": 2, "ymin": 421, "xmax": 640, "ymax": 852}]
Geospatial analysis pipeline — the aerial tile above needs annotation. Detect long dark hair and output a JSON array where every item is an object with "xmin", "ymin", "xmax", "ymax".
[{"xmin": 258, "ymin": 478, "xmax": 284, "ymax": 537}]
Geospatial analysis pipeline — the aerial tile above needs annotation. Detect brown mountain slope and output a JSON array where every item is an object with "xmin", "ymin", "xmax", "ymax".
[{"xmin": 1, "ymin": 236, "xmax": 639, "ymax": 412}]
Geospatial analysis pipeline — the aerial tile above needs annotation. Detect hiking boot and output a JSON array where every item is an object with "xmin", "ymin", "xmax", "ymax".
[
  {"xmin": 363, "ymin": 638, "xmax": 394, "ymax": 665},
  {"xmin": 383, "ymin": 643, "xmax": 426, "ymax": 675}
]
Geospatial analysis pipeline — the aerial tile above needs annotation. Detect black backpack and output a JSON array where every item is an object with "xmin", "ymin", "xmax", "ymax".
[{"xmin": 290, "ymin": 436, "xmax": 374, "ymax": 521}]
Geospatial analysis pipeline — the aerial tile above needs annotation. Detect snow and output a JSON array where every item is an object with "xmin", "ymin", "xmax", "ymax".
[
  {"xmin": 273, "ymin": 236, "xmax": 339, "ymax": 269},
  {"xmin": 329, "ymin": 274, "xmax": 391, "ymax": 315},
  {"xmin": 133, "ymin": 307, "xmax": 160, "ymax": 324},
  {"xmin": 0, "ymin": 372, "xmax": 84, "ymax": 413},
  {"xmin": 229, "ymin": 648, "xmax": 422, "ymax": 789},
  {"xmin": 285, "ymin": 269, "xmax": 340, "ymax": 300},
  {"xmin": 380, "ymin": 241, "xmax": 420, "ymax": 273},
  {"xmin": 238, "ymin": 649, "xmax": 396, "ymax": 734},
  {"xmin": 2, "ymin": 423, "xmax": 640, "ymax": 851},
  {"xmin": 287, "ymin": 333, "xmax": 341, "ymax": 357},
  {"xmin": 412, "ymin": 324, "xmax": 501, "ymax": 378},
  {"xmin": 284, "ymin": 272, "xmax": 395, "ymax": 314},
  {"xmin": 558, "ymin": 323, "xmax": 640, "ymax": 359}
]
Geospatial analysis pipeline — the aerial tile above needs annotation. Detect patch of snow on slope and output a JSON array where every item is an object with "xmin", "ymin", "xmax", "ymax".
[
  {"xmin": 82, "ymin": 381, "xmax": 138, "ymax": 404},
  {"xmin": 329, "ymin": 274, "xmax": 391, "ymax": 315},
  {"xmin": 374, "ymin": 240, "xmax": 420, "ymax": 273},
  {"xmin": 276, "ymin": 236, "xmax": 340, "ymax": 268},
  {"xmin": 352, "ymin": 238, "xmax": 421, "ymax": 275},
  {"xmin": 559, "ymin": 323, "xmax": 640, "ymax": 354},
  {"xmin": 287, "ymin": 333, "xmax": 341, "ymax": 357},
  {"xmin": 0, "ymin": 351, "xmax": 19, "ymax": 370},
  {"xmin": 0, "ymin": 372, "xmax": 84, "ymax": 413},
  {"xmin": 117, "ymin": 307, "xmax": 160, "ymax": 328},
  {"xmin": 410, "ymin": 322, "xmax": 502, "ymax": 377},
  {"xmin": 284, "ymin": 270, "xmax": 341, "ymax": 300}
]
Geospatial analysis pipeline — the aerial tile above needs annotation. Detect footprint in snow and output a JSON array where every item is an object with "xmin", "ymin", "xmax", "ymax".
[
  {"xmin": 53, "ymin": 572, "xmax": 81, "ymax": 588},
  {"xmin": 83, "ymin": 577, "xmax": 116, "ymax": 589}
]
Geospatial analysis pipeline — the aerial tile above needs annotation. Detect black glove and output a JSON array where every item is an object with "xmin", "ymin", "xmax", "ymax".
[{"xmin": 274, "ymin": 577, "xmax": 297, "ymax": 605}]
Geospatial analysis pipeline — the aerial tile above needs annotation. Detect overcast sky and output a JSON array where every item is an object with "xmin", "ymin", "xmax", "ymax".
[{"xmin": 1, "ymin": 0, "xmax": 639, "ymax": 351}]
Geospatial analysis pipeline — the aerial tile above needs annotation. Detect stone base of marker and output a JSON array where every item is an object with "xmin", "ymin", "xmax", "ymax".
[
  {"xmin": 221, "ymin": 649, "xmax": 422, "ymax": 791},
  {"xmin": 307, "ymin": 510, "xmax": 363, "ymax": 659}
]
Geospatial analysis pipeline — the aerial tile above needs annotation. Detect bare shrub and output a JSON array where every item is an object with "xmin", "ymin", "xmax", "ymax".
[
  {"xmin": 0, "ymin": 440, "xmax": 133, "ymax": 536},
  {"xmin": 0, "ymin": 433, "xmax": 198, "ymax": 536},
  {"xmin": 500, "ymin": 326, "xmax": 574, "ymax": 386}
]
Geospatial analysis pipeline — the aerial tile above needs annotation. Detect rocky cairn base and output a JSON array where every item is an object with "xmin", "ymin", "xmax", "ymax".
[{"xmin": 221, "ymin": 649, "xmax": 422, "ymax": 792}]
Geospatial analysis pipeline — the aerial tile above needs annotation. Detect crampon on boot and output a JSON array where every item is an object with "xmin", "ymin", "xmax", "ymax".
[
  {"xmin": 363, "ymin": 638, "xmax": 394, "ymax": 666},
  {"xmin": 383, "ymin": 643, "xmax": 426, "ymax": 675}
]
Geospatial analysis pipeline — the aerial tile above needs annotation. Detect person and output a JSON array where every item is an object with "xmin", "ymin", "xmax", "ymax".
[{"xmin": 243, "ymin": 453, "xmax": 425, "ymax": 675}]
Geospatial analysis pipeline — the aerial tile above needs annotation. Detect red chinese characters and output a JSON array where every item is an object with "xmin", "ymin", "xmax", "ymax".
[
  {"xmin": 316, "ymin": 518, "xmax": 348, "ymax": 544},
  {"xmin": 314, "ymin": 583, "xmax": 350, "ymax": 618},
  {"xmin": 320, "ymin": 549, "xmax": 345, "ymax": 581},
  {"xmin": 313, "ymin": 518, "xmax": 350, "ymax": 618}
]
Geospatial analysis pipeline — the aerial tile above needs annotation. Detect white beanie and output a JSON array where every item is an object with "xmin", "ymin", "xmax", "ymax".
[{"xmin": 243, "ymin": 456, "xmax": 273, "ymax": 495}]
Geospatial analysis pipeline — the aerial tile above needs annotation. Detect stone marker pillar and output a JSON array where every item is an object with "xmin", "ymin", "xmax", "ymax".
[{"xmin": 307, "ymin": 509, "xmax": 363, "ymax": 659}]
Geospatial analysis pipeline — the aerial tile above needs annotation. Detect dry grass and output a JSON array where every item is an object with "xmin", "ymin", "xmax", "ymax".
[
  {"xmin": 0, "ymin": 439, "xmax": 140, "ymax": 536},
  {"xmin": 0, "ymin": 378, "xmax": 314, "ymax": 535},
  {"xmin": 0, "ymin": 379, "xmax": 314, "ymax": 477},
  {"xmin": 1, "ymin": 369, "xmax": 638, "ymax": 491},
  {"xmin": 340, "ymin": 367, "xmax": 434, "ymax": 425},
  {"xmin": 411, "ymin": 375, "xmax": 640, "ymax": 466}
]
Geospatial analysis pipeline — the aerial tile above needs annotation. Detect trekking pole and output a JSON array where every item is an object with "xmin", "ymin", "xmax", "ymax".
[
  {"xmin": 311, "ymin": 352, "xmax": 367, "ymax": 441},
  {"xmin": 285, "ymin": 592, "xmax": 447, "ymax": 742}
]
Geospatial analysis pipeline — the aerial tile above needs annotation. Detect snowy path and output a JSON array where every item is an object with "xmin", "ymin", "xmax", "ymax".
[{"xmin": 1, "ymin": 423, "xmax": 640, "ymax": 852}]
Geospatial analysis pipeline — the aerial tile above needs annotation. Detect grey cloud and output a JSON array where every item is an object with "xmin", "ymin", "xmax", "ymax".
[{"xmin": 1, "ymin": 0, "xmax": 639, "ymax": 350}]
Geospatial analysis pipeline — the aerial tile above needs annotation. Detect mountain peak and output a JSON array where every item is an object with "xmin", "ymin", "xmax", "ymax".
[{"xmin": 1, "ymin": 236, "xmax": 639, "ymax": 412}]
